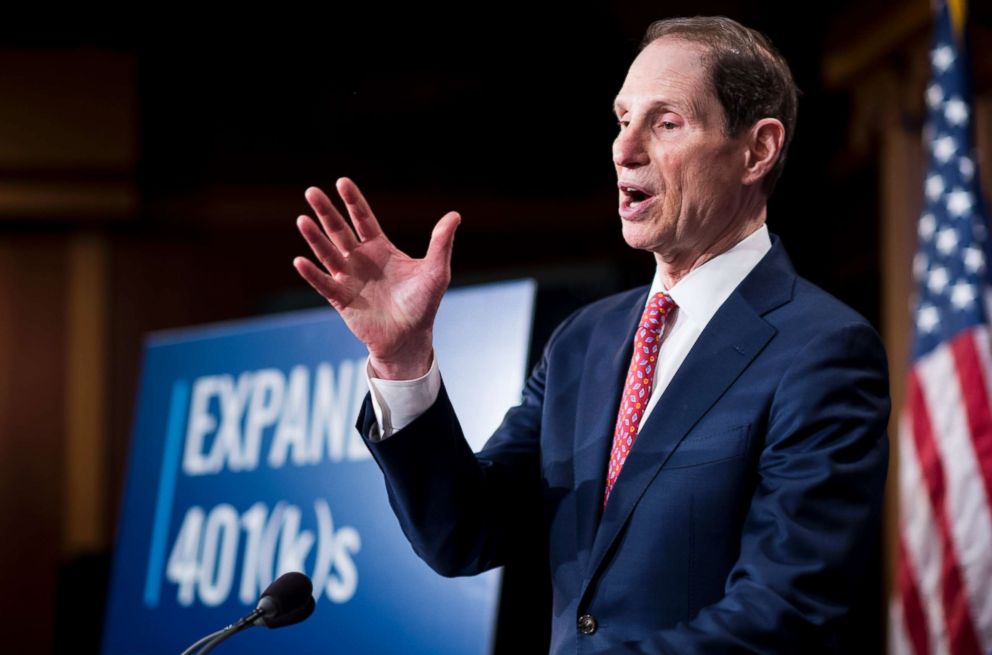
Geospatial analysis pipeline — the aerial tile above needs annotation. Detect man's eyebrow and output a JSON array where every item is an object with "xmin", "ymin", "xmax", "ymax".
[{"xmin": 612, "ymin": 98, "xmax": 692, "ymax": 115}]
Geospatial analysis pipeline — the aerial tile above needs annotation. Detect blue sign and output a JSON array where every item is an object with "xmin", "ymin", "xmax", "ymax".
[{"xmin": 103, "ymin": 279, "xmax": 536, "ymax": 654}]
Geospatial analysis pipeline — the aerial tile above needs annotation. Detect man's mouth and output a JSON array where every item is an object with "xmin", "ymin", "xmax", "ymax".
[{"xmin": 619, "ymin": 185, "xmax": 657, "ymax": 220}]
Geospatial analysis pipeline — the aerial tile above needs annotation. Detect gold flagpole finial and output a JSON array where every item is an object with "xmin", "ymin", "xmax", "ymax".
[{"xmin": 947, "ymin": 0, "xmax": 967, "ymax": 39}]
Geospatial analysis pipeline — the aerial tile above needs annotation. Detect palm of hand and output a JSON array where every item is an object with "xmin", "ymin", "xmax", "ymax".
[
  {"xmin": 332, "ymin": 236, "xmax": 446, "ymax": 358},
  {"xmin": 293, "ymin": 178, "xmax": 460, "ymax": 368}
]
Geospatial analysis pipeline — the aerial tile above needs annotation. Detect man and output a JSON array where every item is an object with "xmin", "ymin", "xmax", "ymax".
[{"xmin": 293, "ymin": 16, "xmax": 890, "ymax": 654}]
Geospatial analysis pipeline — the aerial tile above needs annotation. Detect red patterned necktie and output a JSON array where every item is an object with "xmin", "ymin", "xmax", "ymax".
[{"xmin": 603, "ymin": 291, "xmax": 677, "ymax": 507}]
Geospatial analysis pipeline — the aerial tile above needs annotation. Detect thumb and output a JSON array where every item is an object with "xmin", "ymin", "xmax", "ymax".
[{"xmin": 425, "ymin": 211, "xmax": 460, "ymax": 269}]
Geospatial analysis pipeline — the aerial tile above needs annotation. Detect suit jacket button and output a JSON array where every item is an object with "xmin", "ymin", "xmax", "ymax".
[{"xmin": 577, "ymin": 614, "xmax": 597, "ymax": 635}]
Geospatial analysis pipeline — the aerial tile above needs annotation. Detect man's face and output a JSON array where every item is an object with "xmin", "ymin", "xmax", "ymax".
[{"xmin": 613, "ymin": 37, "xmax": 749, "ymax": 260}]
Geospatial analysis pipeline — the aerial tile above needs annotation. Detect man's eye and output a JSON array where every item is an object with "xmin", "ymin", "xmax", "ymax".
[
  {"xmin": 660, "ymin": 121, "xmax": 677, "ymax": 130},
  {"xmin": 616, "ymin": 120, "xmax": 628, "ymax": 129}
]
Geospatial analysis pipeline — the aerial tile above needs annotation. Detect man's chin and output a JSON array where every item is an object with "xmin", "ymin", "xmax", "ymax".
[{"xmin": 620, "ymin": 221, "xmax": 668, "ymax": 253}]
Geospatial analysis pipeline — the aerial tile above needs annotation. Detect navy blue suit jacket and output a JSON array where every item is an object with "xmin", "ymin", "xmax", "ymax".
[{"xmin": 356, "ymin": 234, "xmax": 890, "ymax": 654}]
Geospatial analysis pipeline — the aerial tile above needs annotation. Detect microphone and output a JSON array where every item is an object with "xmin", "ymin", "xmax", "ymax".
[
  {"xmin": 179, "ymin": 572, "xmax": 315, "ymax": 655},
  {"xmin": 254, "ymin": 571, "xmax": 313, "ymax": 626},
  {"xmin": 262, "ymin": 596, "xmax": 316, "ymax": 628}
]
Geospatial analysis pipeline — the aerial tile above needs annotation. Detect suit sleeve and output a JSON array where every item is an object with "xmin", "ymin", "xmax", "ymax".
[
  {"xmin": 598, "ymin": 322, "xmax": 891, "ymax": 654},
  {"xmin": 354, "ymin": 308, "xmax": 582, "ymax": 578}
]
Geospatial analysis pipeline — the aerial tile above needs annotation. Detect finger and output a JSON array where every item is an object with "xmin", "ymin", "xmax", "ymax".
[
  {"xmin": 336, "ymin": 177, "xmax": 385, "ymax": 242},
  {"xmin": 425, "ymin": 211, "xmax": 461, "ymax": 270},
  {"xmin": 293, "ymin": 256, "xmax": 348, "ymax": 307},
  {"xmin": 297, "ymin": 215, "xmax": 347, "ymax": 273},
  {"xmin": 305, "ymin": 186, "xmax": 361, "ymax": 254}
]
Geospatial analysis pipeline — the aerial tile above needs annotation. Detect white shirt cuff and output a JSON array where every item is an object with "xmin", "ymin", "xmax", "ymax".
[{"xmin": 365, "ymin": 353, "xmax": 442, "ymax": 441}]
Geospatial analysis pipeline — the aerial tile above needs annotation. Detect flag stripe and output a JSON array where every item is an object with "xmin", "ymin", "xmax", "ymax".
[
  {"xmin": 920, "ymin": 340, "xmax": 992, "ymax": 649},
  {"xmin": 950, "ymin": 331, "xmax": 992, "ymax": 508},
  {"xmin": 950, "ymin": 330, "xmax": 992, "ymax": 650},
  {"xmin": 897, "ymin": 532, "xmax": 931, "ymax": 655},
  {"xmin": 908, "ymin": 370, "xmax": 983, "ymax": 655},
  {"xmin": 900, "ymin": 411, "xmax": 950, "ymax": 655}
]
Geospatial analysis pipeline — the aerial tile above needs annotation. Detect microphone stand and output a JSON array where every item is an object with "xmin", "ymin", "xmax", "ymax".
[
  {"xmin": 178, "ymin": 628, "xmax": 226, "ymax": 655},
  {"xmin": 178, "ymin": 572, "xmax": 314, "ymax": 654},
  {"xmin": 180, "ymin": 608, "xmax": 265, "ymax": 655}
]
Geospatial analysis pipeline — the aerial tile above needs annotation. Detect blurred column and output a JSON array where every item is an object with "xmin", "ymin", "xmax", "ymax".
[{"xmin": 0, "ymin": 48, "xmax": 136, "ymax": 651}]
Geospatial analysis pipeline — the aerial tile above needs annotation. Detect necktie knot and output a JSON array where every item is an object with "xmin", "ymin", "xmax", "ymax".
[{"xmin": 639, "ymin": 291, "xmax": 677, "ymax": 334}]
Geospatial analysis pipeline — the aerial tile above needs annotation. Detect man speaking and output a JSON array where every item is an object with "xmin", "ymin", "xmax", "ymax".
[{"xmin": 293, "ymin": 16, "xmax": 890, "ymax": 654}]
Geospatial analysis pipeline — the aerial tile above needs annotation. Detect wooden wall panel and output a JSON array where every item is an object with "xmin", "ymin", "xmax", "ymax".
[{"xmin": 0, "ymin": 236, "xmax": 67, "ymax": 653}]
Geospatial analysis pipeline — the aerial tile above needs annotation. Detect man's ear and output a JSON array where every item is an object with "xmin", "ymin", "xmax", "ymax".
[{"xmin": 741, "ymin": 118, "xmax": 785, "ymax": 187}]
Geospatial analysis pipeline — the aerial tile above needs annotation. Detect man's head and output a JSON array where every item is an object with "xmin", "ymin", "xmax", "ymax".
[
  {"xmin": 639, "ymin": 17, "xmax": 799, "ymax": 196},
  {"xmin": 612, "ymin": 16, "xmax": 798, "ymax": 269}
]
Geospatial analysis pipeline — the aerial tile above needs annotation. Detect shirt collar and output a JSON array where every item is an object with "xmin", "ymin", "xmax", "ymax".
[{"xmin": 647, "ymin": 223, "xmax": 772, "ymax": 329}]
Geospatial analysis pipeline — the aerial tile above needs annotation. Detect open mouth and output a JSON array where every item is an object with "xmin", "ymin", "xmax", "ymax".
[
  {"xmin": 626, "ymin": 188, "xmax": 651, "ymax": 206},
  {"xmin": 619, "ymin": 186, "xmax": 657, "ymax": 219}
]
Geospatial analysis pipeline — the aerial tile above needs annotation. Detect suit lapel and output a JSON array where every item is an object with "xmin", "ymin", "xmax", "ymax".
[{"xmin": 576, "ymin": 234, "xmax": 797, "ymax": 600}]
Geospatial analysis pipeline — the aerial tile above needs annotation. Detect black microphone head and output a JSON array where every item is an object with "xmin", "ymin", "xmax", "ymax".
[
  {"xmin": 261, "ymin": 596, "xmax": 316, "ymax": 629},
  {"xmin": 257, "ymin": 572, "xmax": 313, "ymax": 619}
]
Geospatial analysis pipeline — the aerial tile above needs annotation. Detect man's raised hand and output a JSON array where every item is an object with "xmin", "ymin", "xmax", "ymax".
[{"xmin": 293, "ymin": 177, "xmax": 460, "ymax": 380}]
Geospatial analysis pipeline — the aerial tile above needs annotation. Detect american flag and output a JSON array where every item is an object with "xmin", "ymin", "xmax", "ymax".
[{"xmin": 890, "ymin": 1, "xmax": 992, "ymax": 654}]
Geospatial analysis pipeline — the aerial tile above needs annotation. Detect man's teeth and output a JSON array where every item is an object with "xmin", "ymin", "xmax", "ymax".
[{"xmin": 622, "ymin": 186, "xmax": 655, "ymax": 209}]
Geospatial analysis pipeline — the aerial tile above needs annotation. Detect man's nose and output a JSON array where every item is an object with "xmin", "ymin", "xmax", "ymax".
[{"xmin": 612, "ymin": 125, "xmax": 649, "ymax": 168}]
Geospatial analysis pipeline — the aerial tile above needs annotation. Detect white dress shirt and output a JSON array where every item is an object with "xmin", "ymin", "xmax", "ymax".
[{"xmin": 364, "ymin": 223, "xmax": 772, "ymax": 441}]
